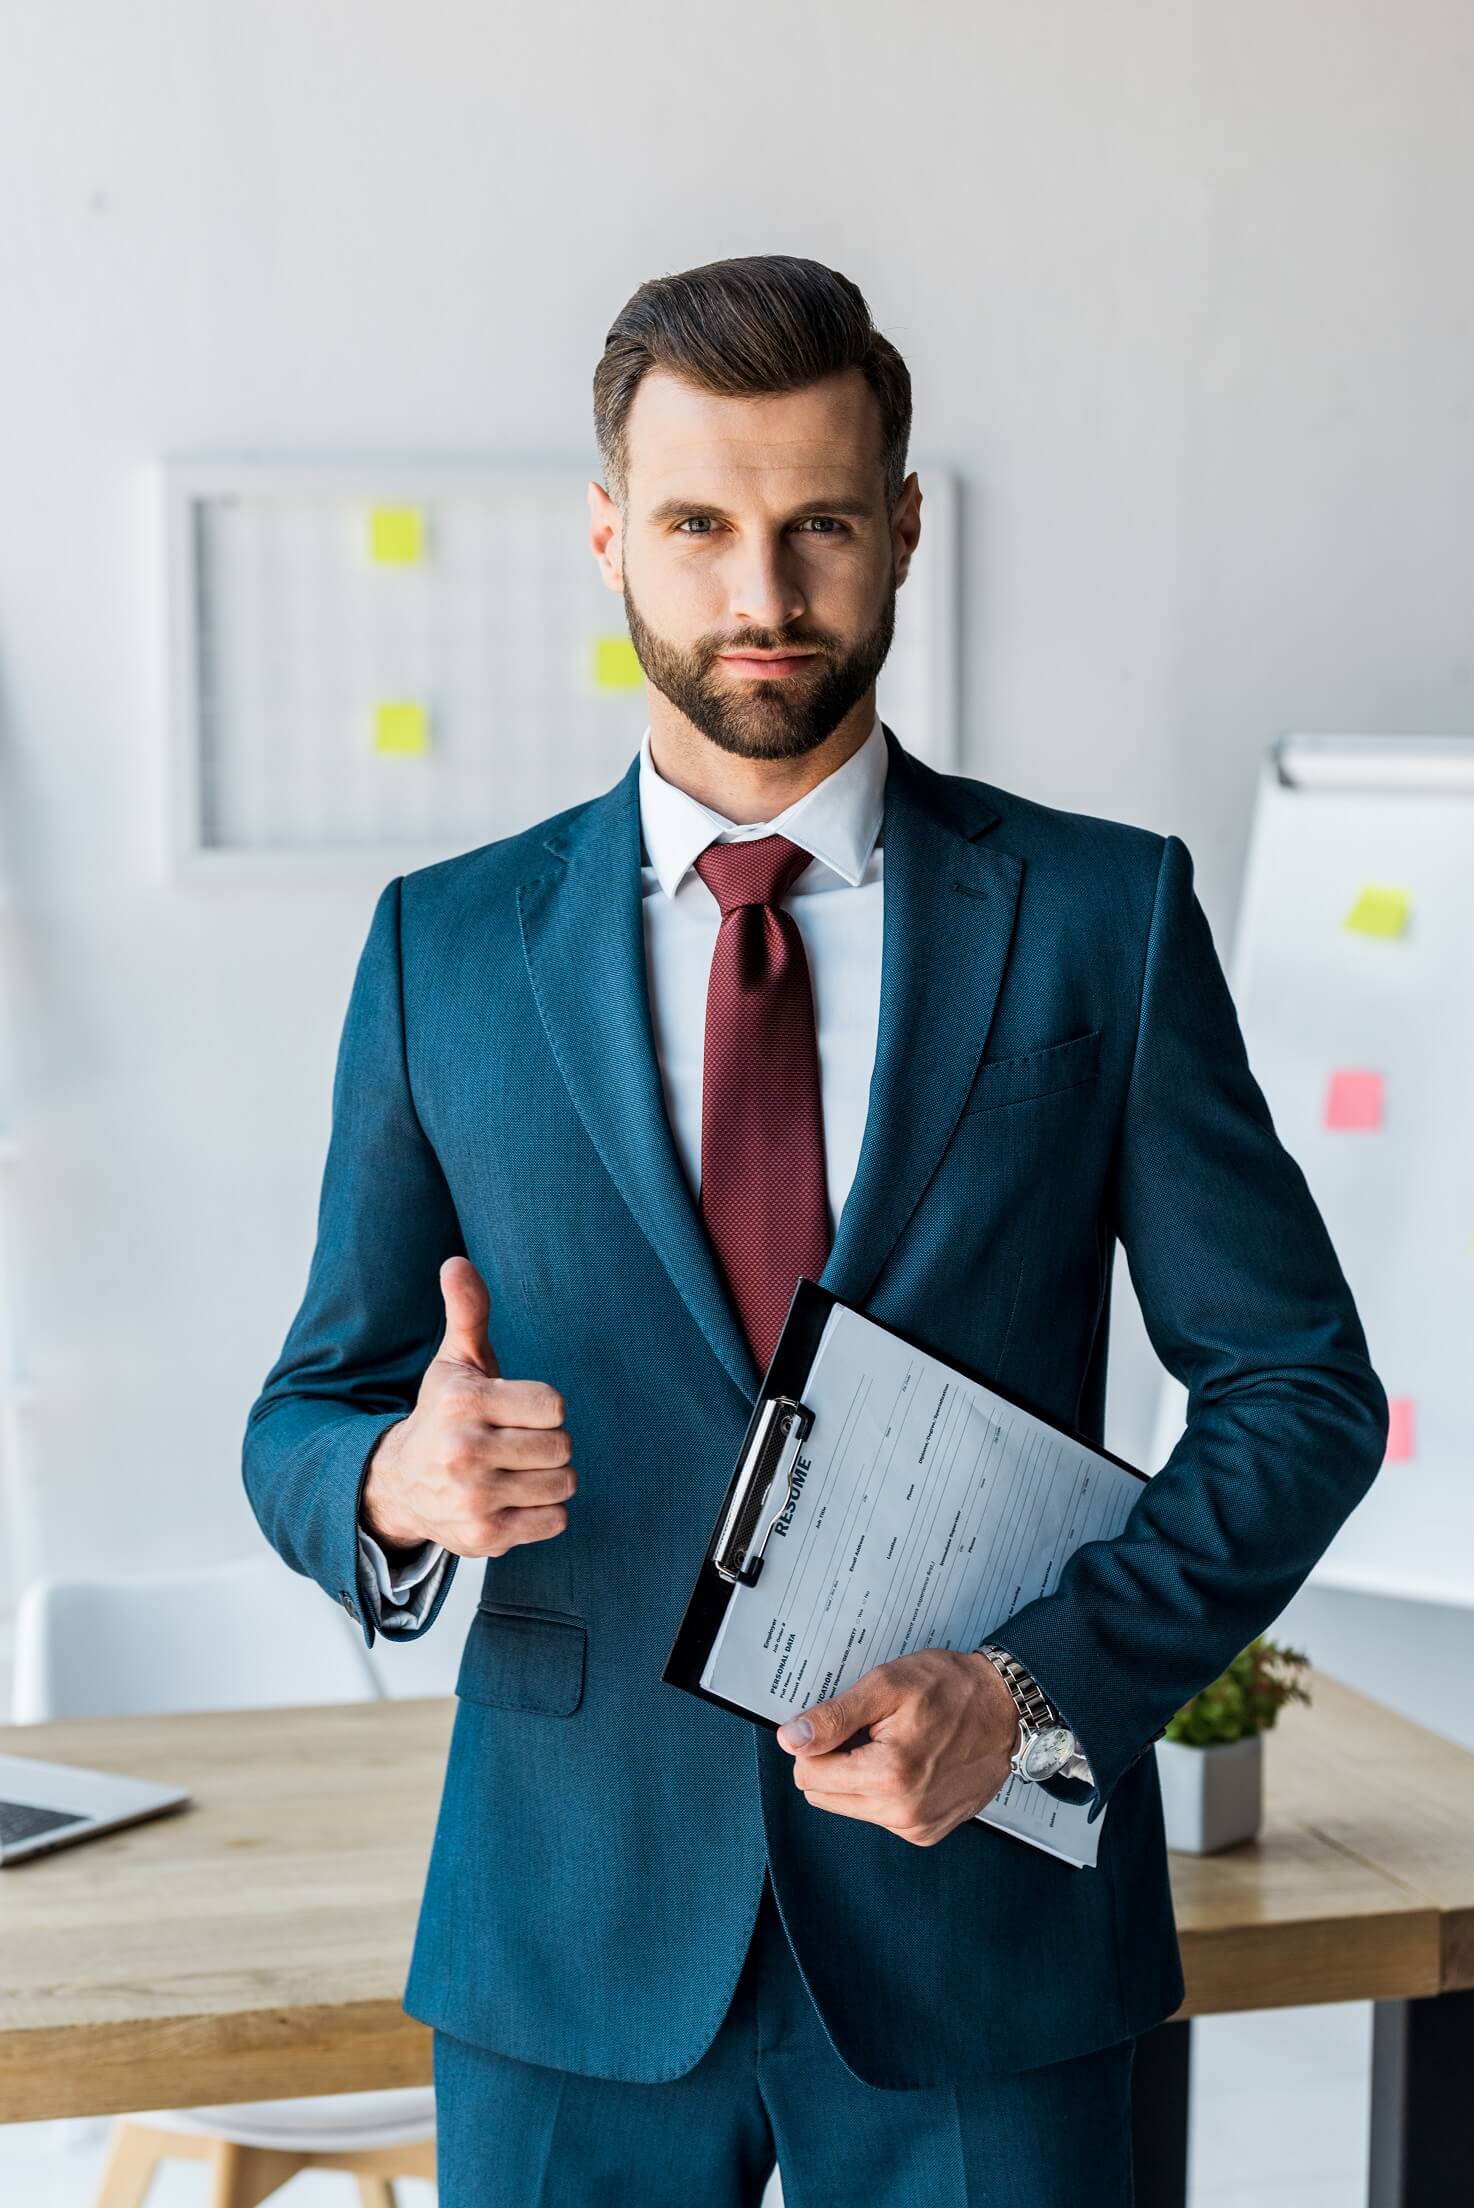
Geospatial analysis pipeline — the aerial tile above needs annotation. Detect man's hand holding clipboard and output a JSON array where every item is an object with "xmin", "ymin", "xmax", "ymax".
[
  {"xmin": 772, "ymin": 1644, "xmax": 1025, "ymax": 1848},
  {"xmin": 663, "ymin": 1276, "xmax": 1146, "ymax": 1870}
]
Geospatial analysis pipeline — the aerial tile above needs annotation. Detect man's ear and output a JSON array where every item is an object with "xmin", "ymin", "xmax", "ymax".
[
  {"xmin": 892, "ymin": 470, "xmax": 922, "ymax": 588},
  {"xmin": 587, "ymin": 479, "xmax": 624, "ymax": 590}
]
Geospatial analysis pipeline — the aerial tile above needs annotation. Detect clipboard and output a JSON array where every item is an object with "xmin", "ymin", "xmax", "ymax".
[
  {"xmin": 661, "ymin": 1271, "xmax": 1152, "ymax": 1740},
  {"xmin": 662, "ymin": 1273, "xmax": 834, "ymax": 1730}
]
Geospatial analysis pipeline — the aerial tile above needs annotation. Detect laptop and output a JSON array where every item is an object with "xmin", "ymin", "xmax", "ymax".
[{"xmin": 0, "ymin": 1751, "xmax": 191, "ymax": 1864}]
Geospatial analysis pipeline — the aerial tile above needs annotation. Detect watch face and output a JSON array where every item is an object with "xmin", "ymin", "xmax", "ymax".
[{"xmin": 1019, "ymin": 1724, "xmax": 1075, "ymax": 1782}]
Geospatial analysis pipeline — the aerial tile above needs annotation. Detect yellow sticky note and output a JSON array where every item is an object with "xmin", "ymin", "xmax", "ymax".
[
  {"xmin": 1344, "ymin": 884, "xmax": 1411, "ymax": 937},
  {"xmin": 369, "ymin": 506, "xmax": 425, "ymax": 565},
  {"xmin": 374, "ymin": 702, "xmax": 429, "ymax": 755},
  {"xmin": 594, "ymin": 635, "xmax": 644, "ymax": 690}
]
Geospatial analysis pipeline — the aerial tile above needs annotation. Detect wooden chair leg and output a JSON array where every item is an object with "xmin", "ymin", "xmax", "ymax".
[
  {"xmin": 92, "ymin": 2121, "xmax": 166, "ymax": 2208},
  {"xmin": 333, "ymin": 2140, "xmax": 435, "ymax": 2181},
  {"xmin": 207, "ymin": 2139, "xmax": 308, "ymax": 2208},
  {"xmin": 92, "ymin": 2119, "xmax": 425, "ymax": 2208}
]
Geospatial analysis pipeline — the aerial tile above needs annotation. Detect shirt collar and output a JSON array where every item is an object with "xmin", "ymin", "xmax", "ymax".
[{"xmin": 637, "ymin": 711, "xmax": 888, "ymax": 900}]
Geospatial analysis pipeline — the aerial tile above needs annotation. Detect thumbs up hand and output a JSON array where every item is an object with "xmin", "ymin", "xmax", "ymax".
[{"xmin": 360, "ymin": 1256, "xmax": 576, "ymax": 1559}]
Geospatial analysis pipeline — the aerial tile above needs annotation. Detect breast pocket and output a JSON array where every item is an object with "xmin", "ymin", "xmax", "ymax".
[
  {"xmin": 960, "ymin": 1026, "xmax": 1103, "ymax": 1115},
  {"xmin": 455, "ymin": 1601, "xmax": 588, "ymax": 1717}
]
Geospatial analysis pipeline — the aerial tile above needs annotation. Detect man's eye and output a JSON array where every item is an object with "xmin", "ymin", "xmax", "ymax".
[{"xmin": 673, "ymin": 516, "xmax": 849, "ymax": 537}]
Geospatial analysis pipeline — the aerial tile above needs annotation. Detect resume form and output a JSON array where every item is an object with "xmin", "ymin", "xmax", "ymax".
[{"xmin": 699, "ymin": 1299, "xmax": 1146, "ymax": 1868}]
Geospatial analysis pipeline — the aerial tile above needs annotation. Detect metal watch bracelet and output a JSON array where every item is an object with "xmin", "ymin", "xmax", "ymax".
[
  {"xmin": 977, "ymin": 1642, "xmax": 1090, "ymax": 1782},
  {"xmin": 977, "ymin": 1643, "xmax": 1060, "ymax": 1730}
]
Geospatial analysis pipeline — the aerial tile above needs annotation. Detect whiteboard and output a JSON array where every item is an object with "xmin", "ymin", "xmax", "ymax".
[
  {"xmin": 162, "ymin": 458, "xmax": 959, "ymax": 886},
  {"xmin": 1149, "ymin": 734, "xmax": 1474, "ymax": 1608}
]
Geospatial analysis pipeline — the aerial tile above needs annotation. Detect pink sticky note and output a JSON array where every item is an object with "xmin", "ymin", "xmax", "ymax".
[
  {"xmin": 1324, "ymin": 1069, "xmax": 1384, "ymax": 1131},
  {"xmin": 1384, "ymin": 1398, "xmax": 1415, "ymax": 1463}
]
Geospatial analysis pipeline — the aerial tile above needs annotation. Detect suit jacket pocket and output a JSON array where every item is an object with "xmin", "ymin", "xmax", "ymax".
[
  {"xmin": 456, "ymin": 1602, "xmax": 588, "ymax": 1716},
  {"xmin": 960, "ymin": 1025, "xmax": 1103, "ymax": 1115}
]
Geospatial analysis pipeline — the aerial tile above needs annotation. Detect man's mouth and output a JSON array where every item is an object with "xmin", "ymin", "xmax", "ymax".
[{"xmin": 717, "ymin": 652, "xmax": 819, "ymax": 680}]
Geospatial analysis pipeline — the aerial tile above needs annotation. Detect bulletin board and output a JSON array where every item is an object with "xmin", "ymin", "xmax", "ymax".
[
  {"xmin": 1148, "ymin": 734, "xmax": 1474, "ymax": 1607},
  {"xmin": 162, "ymin": 458, "xmax": 959, "ymax": 884}
]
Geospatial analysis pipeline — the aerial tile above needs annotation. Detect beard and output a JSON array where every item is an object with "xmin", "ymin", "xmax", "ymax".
[{"xmin": 621, "ymin": 572, "xmax": 897, "ymax": 764}]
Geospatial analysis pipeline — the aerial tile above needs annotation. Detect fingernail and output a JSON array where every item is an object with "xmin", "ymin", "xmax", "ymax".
[{"xmin": 778, "ymin": 1716, "xmax": 813, "ymax": 1748}]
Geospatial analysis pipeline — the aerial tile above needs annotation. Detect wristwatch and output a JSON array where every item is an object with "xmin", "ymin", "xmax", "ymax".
[{"xmin": 976, "ymin": 1642, "xmax": 1090, "ymax": 1786}]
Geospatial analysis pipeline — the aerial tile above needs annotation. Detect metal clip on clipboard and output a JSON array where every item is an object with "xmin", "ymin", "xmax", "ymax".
[{"xmin": 711, "ymin": 1393, "xmax": 815, "ymax": 1586}]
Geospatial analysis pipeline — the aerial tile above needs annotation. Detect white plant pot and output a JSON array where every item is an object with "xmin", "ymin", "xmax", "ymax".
[{"xmin": 1157, "ymin": 1734, "xmax": 1264, "ymax": 1854}]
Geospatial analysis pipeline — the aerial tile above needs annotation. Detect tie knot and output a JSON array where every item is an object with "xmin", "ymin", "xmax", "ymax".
[{"xmin": 693, "ymin": 833, "xmax": 812, "ymax": 916}]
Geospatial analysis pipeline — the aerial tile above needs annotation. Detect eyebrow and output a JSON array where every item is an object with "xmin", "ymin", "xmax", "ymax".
[{"xmin": 645, "ymin": 493, "xmax": 876, "ymax": 527}]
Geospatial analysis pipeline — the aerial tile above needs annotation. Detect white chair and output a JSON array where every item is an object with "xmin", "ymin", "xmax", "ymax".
[{"xmin": 12, "ymin": 1555, "xmax": 437, "ymax": 2207}]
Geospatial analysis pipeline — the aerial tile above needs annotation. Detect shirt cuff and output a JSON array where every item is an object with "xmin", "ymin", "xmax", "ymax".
[{"xmin": 356, "ymin": 1526, "xmax": 451, "ymax": 1630}]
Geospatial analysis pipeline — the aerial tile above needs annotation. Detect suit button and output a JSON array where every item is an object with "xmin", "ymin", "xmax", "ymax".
[{"xmin": 340, "ymin": 1589, "xmax": 358, "ymax": 1617}]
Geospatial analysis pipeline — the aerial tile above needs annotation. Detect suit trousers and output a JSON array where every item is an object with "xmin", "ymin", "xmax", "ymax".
[{"xmin": 430, "ymin": 1867, "xmax": 1137, "ymax": 2207}]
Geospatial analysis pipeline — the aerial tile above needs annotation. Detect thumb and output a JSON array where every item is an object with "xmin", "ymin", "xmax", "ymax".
[
  {"xmin": 777, "ymin": 1666, "xmax": 892, "ymax": 1754},
  {"xmin": 436, "ymin": 1255, "xmax": 500, "ymax": 1378}
]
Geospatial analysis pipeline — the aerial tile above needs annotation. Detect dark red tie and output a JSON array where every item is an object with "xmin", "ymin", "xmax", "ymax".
[{"xmin": 693, "ymin": 834, "xmax": 832, "ymax": 1373}]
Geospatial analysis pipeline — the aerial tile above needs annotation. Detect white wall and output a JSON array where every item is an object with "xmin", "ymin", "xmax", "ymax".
[{"xmin": 2, "ymin": 1, "xmax": 1472, "ymax": 1716}]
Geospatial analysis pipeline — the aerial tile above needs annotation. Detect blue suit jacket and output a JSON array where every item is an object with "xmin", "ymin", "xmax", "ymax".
[{"xmin": 242, "ymin": 724, "xmax": 1388, "ymax": 2087}]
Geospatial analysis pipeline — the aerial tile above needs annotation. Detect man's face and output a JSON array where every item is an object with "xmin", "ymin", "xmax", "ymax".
[{"xmin": 591, "ymin": 366, "xmax": 918, "ymax": 763}]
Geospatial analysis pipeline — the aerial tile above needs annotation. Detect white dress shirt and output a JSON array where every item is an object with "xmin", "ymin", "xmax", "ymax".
[
  {"xmin": 358, "ymin": 712, "xmax": 888, "ymax": 1626},
  {"xmin": 352, "ymin": 715, "xmax": 1093, "ymax": 1783}
]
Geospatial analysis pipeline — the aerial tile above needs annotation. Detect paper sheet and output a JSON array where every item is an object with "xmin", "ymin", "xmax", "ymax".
[
  {"xmin": 1384, "ymin": 1396, "xmax": 1416, "ymax": 1461},
  {"xmin": 369, "ymin": 505, "xmax": 425, "ymax": 564},
  {"xmin": 1343, "ymin": 883, "xmax": 1411, "ymax": 937},
  {"xmin": 1324, "ymin": 1068, "xmax": 1384, "ymax": 1130},
  {"xmin": 700, "ymin": 1300, "xmax": 1146, "ymax": 1867},
  {"xmin": 593, "ymin": 634, "xmax": 645, "ymax": 689},
  {"xmin": 373, "ymin": 701, "xmax": 429, "ymax": 755}
]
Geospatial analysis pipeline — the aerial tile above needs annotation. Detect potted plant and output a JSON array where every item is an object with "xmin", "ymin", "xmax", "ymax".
[{"xmin": 1156, "ymin": 1635, "xmax": 1311, "ymax": 1853}]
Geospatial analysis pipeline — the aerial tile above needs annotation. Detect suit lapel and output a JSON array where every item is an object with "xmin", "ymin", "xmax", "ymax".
[
  {"xmin": 819, "ymin": 731, "xmax": 1022, "ymax": 1313},
  {"xmin": 518, "ymin": 752, "xmax": 761, "ymax": 1399},
  {"xmin": 516, "ymin": 725, "xmax": 1021, "ymax": 1403}
]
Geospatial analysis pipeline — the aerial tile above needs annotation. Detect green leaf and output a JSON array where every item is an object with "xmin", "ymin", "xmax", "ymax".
[{"xmin": 1163, "ymin": 1636, "xmax": 1313, "ymax": 1746}]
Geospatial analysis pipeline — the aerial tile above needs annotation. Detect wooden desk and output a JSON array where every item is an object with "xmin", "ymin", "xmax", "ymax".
[
  {"xmin": 1, "ymin": 1676, "xmax": 1470, "ymax": 2204},
  {"xmin": 0, "ymin": 1698, "xmax": 453, "ymax": 2124},
  {"xmin": 1137, "ymin": 1674, "xmax": 1474, "ymax": 2208}
]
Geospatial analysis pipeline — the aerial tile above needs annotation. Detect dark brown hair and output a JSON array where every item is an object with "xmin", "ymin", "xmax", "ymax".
[{"xmin": 593, "ymin": 254, "xmax": 912, "ymax": 515}]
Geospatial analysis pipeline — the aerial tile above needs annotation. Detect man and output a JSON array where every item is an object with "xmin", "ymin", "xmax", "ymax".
[{"xmin": 243, "ymin": 253, "xmax": 1388, "ymax": 2206}]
